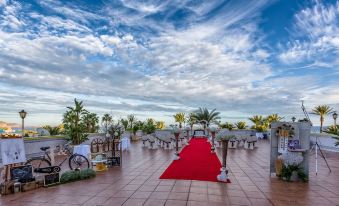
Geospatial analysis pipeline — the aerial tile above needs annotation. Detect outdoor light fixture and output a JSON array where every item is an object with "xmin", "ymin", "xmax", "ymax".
[
  {"xmin": 292, "ymin": 117, "xmax": 296, "ymax": 122},
  {"xmin": 19, "ymin": 110, "xmax": 27, "ymax": 137}
]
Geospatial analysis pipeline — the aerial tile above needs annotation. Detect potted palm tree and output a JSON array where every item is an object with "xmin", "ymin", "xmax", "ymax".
[{"xmin": 312, "ymin": 105, "xmax": 333, "ymax": 133}]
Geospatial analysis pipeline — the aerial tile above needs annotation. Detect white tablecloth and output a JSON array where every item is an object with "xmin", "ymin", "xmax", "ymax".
[
  {"xmin": 73, "ymin": 145, "xmax": 91, "ymax": 158},
  {"xmin": 121, "ymin": 137, "xmax": 130, "ymax": 151}
]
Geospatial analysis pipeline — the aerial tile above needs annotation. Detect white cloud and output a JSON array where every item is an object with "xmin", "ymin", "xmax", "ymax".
[
  {"xmin": 279, "ymin": 1, "xmax": 339, "ymax": 64},
  {"xmin": 0, "ymin": 0, "xmax": 338, "ymax": 126}
]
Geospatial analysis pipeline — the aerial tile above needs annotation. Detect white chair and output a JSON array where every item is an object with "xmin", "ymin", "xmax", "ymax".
[
  {"xmin": 228, "ymin": 138, "xmax": 238, "ymax": 149},
  {"xmin": 148, "ymin": 135, "xmax": 158, "ymax": 149},
  {"xmin": 244, "ymin": 135, "xmax": 257, "ymax": 150},
  {"xmin": 142, "ymin": 136, "xmax": 149, "ymax": 147}
]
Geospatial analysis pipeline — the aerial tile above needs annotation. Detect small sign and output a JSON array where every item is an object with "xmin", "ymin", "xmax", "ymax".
[
  {"xmin": 10, "ymin": 165, "xmax": 34, "ymax": 183},
  {"xmin": 35, "ymin": 166, "xmax": 61, "ymax": 174},
  {"xmin": 44, "ymin": 173, "xmax": 60, "ymax": 186}
]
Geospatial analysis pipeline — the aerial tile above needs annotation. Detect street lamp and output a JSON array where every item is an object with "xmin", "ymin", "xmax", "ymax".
[
  {"xmin": 333, "ymin": 111, "xmax": 337, "ymax": 132},
  {"xmin": 291, "ymin": 117, "xmax": 296, "ymax": 122},
  {"xmin": 19, "ymin": 110, "xmax": 27, "ymax": 137}
]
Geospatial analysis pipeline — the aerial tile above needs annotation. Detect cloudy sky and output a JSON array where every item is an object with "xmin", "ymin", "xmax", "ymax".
[{"xmin": 0, "ymin": 0, "xmax": 338, "ymax": 126}]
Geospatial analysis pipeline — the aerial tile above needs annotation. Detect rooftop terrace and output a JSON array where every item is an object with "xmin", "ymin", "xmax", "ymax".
[{"xmin": 1, "ymin": 140, "xmax": 339, "ymax": 206}]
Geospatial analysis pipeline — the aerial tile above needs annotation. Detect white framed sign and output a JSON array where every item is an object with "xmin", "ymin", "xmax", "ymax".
[{"xmin": 1, "ymin": 138, "xmax": 26, "ymax": 165}]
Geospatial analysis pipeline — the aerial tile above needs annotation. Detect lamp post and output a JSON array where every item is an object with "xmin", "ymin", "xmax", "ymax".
[
  {"xmin": 173, "ymin": 126, "xmax": 181, "ymax": 160},
  {"xmin": 19, "ymin": 110, "xmax": 27, "ymax": 137},
  {"xmin": 209, "ymin": 126, "xmax": 217, "ymax": 153},
  {"xmin": 292, "ymin": 117, "xmax": 296, "ymax": 122},
  {"xmin": 333, "ymin": 112, "xmax": 337, "ymax": 132}
]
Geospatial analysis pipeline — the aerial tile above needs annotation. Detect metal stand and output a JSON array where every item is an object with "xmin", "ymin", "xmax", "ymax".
[{"xmin": 310, "ymin": 136, "xmax": 331, "ymax": 174}]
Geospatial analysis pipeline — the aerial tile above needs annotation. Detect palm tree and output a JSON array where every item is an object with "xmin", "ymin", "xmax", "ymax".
[
  {"xmin": 220, "ymin": 122, "xmax": 234, "ymax": 130},
  {"xmin": 120, "ymin": 118, "xmax": 129, "ymax": 130},
  {"xmin": 102, "ymin": 114, "xmax": 112, "ymax": 133},
  {"xmin": 266, "ymin": 114, "xmax": 283, "ymax": 124},
  {"xmin": 127, "ymin": 114, "xmax": 136, "ymax": 130},
  {"xmin": 234, "ymin": 121, "xmax": 247, "ymax": 129},
  {"xmin": 312, "ymin": 105, "xmax": 333, "ymax": 133},
  {"xmin": 193, "ymin": 107, "xmax": 221, "ymax": 128},
  {"xmin": 63, "ymin": 98, "xmax": 88, "ymax": 145},
  {"xmin": 82, "ymin": 112, "xmax": 99, "ymax": 133},
  {"xmin": 186, "ymin": 113, "xmax": 197, "ymax": 131},
  {"xmin": 173, "ymin": 112, "xmax": 186, "ymax": 128},
  {"xmin": 42, "ymin": 125, "xmax": 61, "ymax": 135},
  {"xmin": 156, "ymin": 121, "xmax": 165, "ymax": 129},
  {"xmin": 249, "ymin": 115, "xmax": 266, "ymax": 131}
]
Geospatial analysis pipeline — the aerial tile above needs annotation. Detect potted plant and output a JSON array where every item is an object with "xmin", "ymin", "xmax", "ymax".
[{"xmin": 280, "ymin": 152, "xmax": 307, "ymax": 182}]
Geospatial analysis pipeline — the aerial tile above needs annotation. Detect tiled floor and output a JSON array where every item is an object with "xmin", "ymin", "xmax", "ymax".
[{"xmin": 1, "ymin": 139, "xmax": 339, "ymax": 206}]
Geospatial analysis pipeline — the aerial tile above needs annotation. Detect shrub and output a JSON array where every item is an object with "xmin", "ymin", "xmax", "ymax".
[{"xmin": 60, "ymin": 169, "xmax": 96, "ymax": 184}]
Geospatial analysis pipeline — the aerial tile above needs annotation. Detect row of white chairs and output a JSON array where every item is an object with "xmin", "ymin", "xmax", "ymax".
[{"xmin": 141, "ymin": 134, "xmax": 189, "ymax": 150}]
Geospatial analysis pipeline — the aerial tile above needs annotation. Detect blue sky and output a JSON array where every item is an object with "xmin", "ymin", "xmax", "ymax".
[{"xmin": 0, "ymin": 0, "xmax": 338, "ymax": 126}]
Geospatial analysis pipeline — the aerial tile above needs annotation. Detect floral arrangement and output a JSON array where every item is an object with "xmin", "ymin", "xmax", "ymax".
[
  {"xmin": 282, "ymin": 152, "xmax": 303, "ymax": 166},
  {"xmin": 172, "ymin": 126, "xmax": 181, "ymax": 134},
  {"xmin": 209, "ymin": 126, "xmax": 218, "ymax": 132},
  {"xmin": 216, "ymin": 130, "xmax": 235, "ymax": 141},
  {"xmin": 185, "ymin": 126, "xmax": 191, "ymax": 131},
  {"xmin": 276, "ymin": 124, "xmax": 295, "ymax": 138},
  {"xmin": 0, "ymin": 133, "xmax": 22, "ymax": 139},
  {"xmin": 279, "ymin": 152, "xmax": 307, "ymax": 182}
]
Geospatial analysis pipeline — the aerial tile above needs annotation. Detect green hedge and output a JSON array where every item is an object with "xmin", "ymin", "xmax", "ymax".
[{"xmin": 60, "ymin": 169, "xmax": 96, "ymax": 184}]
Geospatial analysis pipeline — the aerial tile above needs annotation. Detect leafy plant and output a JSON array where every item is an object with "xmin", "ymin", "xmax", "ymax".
[
  {"xmin": 101, "ymin": 114, "xmax": 112, "ymax": 133},
  {"xmin": 132, "ymin": 121, "xmax": 144, "ymax": 135},
  {"xmin": 42, "ymin": 125, "xmax": 61, "ymax": 135},
  {"xmin": 186, "ymin": 112, "xmax": 197, "ymax": 132},
  {"xmin": 220, "ymin": 122, "xmax": 235, "ymax": 131},
  {"xmin": 265, "ymin": 114, "xmax": 283, "ymax": 123},
  {"xmin": 311, "ymin": 105, "xmax": 333, "ymax": 133},
  {"xmin": 82, "ymin": 112, "xmax": 99, "ymax": 133},
  {"xmin": 249, "ymin": 115, "xmax": 267, "ymax": 132},
  {"xmin": 120, "ymin": 118, "xmax": 129, "ymax": 130},
  {"xmin": 156, "ymin": 121, "xmax": 165, "ymax": 129},
  {"xmin": 127, "ymin": 114, "xmax": 136, "ymax": 130},
  {"xmin": 216, "ymin": 132, "xmax": 235, "ymax": 141},
  {"xmin": 281, "ymin": 165, "xmax": 307, "ymax": 182},
  {"xmin": 60, "ymin": 169, "xmax": 96, "ymax": 184},
  {"xmin": 173, "ymin": 112, "xmax": 186, "ymax": 128},
  {"xmin": 62, "ymin": 99, "xmax": 88, "ymax": 145},
  {"xmin": 142, "ymin": 119, "xmax": 157, "ymax": 134},
  {"xmin": 234, "ymin": 121, "xmax": 247, "ymax": 129},
  {"xmin": 193, "ymin": 107, "xmax": 221, "ymax": 128}
]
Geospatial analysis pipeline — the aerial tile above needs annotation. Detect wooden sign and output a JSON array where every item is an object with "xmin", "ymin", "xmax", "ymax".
[{"xmin": 44, "ymin": 173, "xmax": 60, "ymax": 186}]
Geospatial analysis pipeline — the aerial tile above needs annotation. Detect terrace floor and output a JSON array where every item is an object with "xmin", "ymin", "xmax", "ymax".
[{"xmin": 1, "ymin": 139, "xmax": 339, "ymax": 206}]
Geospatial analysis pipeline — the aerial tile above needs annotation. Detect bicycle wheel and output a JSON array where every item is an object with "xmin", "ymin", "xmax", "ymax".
[
  {"xmin": 25, "ymin": 157, "xmax": 51, "ymax": 177},
  {"xmin": 69, "ymin": 154, "xmax": 90, "ymax": 170}
]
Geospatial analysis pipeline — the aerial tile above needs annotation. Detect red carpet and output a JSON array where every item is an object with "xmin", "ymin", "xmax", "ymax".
[{"xmin": 160, "ymin": 138, "xmax": 226, "ymax": 182}]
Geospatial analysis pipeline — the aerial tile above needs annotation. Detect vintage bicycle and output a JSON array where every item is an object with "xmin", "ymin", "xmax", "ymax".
[{"xmin": 25, "ymin": 142, "xmax": 90, "ymax": 175}]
